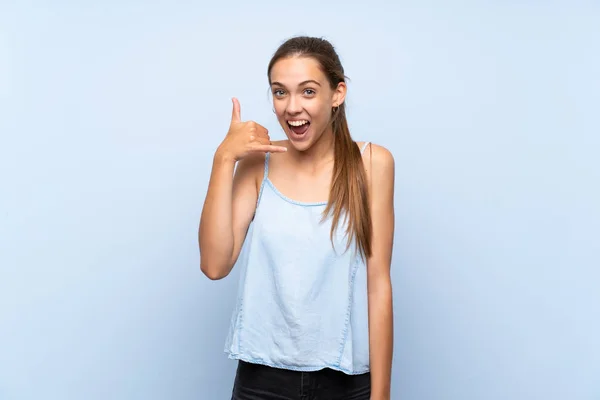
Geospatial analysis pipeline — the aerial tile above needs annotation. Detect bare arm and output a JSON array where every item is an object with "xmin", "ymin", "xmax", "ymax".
[
  {"xmin": 198, "ymin": 153, "xmax": 262, "ymax": 280},
  {"xmin": 198, "ymin": 98, "xmax": 286, "ymax": 280},
  {"xmin": 364, "ymin": 143, "xmax": 395, "ymax": 400}
]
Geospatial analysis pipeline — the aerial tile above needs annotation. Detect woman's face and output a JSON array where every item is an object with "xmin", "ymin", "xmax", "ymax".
[{"xmin": 269, "ymin": 56, "xmax": 345, "ymax": 151}]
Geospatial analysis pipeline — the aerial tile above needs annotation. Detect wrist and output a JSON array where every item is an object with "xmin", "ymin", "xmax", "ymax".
[
  {"xmin": 370, "ymin": 386, "xmax": 391, "ymax": 400},
  {"xmin": 213, "ymin": 149, "xmax": 237, "ymax": 166}
]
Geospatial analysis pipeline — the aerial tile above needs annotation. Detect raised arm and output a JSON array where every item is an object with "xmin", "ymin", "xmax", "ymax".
[{"xmin": 198, "ymin": 98, "xmax": 287, "ymax": 280}]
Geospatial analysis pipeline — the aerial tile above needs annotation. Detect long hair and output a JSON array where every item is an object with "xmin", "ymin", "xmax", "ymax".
[{"xmin": 267, "ymin": 36, "xmax": 373, "ymax": 260}]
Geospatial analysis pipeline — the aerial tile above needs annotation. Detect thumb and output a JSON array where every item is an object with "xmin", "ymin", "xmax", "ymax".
[{"xmin": 231, "ymin": 97, "xmax": 241, "ymax": 123}]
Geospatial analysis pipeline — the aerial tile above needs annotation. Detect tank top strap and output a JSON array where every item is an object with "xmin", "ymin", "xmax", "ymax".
[
  {"xmin": 360, "ymin": 141, "xmax": 371, "ymax": 154},
  {"xmin": 256, "ymin": 153, "xmax": 270, "ymax": 209},
  {"xmin": 263, "ymin": 152, "xmax": 270, "ymax": 179}
]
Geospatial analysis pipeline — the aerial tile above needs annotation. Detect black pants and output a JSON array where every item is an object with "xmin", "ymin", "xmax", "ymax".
[{"xmin": 231, "ymin": 360, "xmax": 371, "ymax": 400}]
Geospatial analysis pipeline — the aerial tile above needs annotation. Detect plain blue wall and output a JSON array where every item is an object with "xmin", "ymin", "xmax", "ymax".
[{"xmin": 1, "ymin": 1, "xmax": 598, "ymax": 399}]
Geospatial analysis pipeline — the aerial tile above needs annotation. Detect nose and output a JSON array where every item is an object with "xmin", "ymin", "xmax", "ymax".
[{"xmin": 286, "ymin": 95, "xmax": 302, "ymax": 115}]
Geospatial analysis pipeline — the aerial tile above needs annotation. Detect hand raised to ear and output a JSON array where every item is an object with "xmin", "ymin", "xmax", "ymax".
[{"xmin": 217, "ymin": 97, "xmax": 287, "ymax": 162}]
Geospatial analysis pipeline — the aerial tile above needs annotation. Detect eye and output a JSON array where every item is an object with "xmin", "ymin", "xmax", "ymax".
[
  {"xmin": 273, "ymin": 89, "xmax": 285, "ymax": 97},
  {"xmin": 304, "ymin": 89, "xmax": 316, "ymax": 96}
]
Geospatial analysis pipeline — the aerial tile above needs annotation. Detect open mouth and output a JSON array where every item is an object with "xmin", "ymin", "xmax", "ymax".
[{"xmin": 287, "ymin": 120, "xmax": 310, "ymax": 135}]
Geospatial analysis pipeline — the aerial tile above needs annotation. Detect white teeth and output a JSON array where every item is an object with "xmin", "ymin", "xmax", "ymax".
[{"xmin": 288, "ymin": 120, "xmax": 308, "ymax": 126}]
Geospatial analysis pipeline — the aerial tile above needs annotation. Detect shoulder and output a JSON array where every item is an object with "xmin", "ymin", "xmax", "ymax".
[
  {"xmin": 357, "ymin": 141, "xmax": 395, "ymax": 178},
  {"xmin": 233, "ymin": 151, "xmax": 267, "ymax": 189},
  {"xmin": 359, "ymin": 143, "xmax": 395, "ymax": 216},
  {"xmin": 359, "ymin": 142, "xmax": 395, "ymax": 204},
  {"xmin": 264, "ymin": 139, "xmax": 291, "ymax": 167},
  {"xmin": 236, "ymin": 151, "xmax": 267, "ymax": 172},
  {"xmin": 235, "ymin": 140, "xmax": 289, "ymax": 183}
]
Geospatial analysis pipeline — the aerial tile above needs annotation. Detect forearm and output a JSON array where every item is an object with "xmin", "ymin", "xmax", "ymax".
[
  {"xmin": 198, "ymin": 153, "xmax": 236, "ymax": 278},
  {"xmin": 368, "ymin": 277, "xmax": 394, "ymax": 399}
]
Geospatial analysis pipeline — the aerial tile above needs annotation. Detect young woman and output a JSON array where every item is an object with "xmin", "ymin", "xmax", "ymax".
[{"xmin": 199, "ymin": 36, "xmax": 395, "ymax": 400}]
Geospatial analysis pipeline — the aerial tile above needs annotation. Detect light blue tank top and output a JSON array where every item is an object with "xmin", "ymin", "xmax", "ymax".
[{"xmin": 224, "ymin": 142, "xmax": 371, "ymax": 375}]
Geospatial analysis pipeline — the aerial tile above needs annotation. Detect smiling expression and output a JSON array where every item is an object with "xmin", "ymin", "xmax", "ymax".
[{"xmin": 269, "ymin": 55, "xmax": 346, "ymax": 150}]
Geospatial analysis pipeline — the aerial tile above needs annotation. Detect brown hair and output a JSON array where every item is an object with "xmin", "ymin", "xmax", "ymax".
[{"xmin": 267, "ymin": 36, "xmax": 372, "ymax": 260}]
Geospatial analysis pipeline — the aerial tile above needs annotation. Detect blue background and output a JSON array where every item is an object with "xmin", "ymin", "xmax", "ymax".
[{"xmin": 1, "ymin": 1, "xmax": 598, "ymax": 399}]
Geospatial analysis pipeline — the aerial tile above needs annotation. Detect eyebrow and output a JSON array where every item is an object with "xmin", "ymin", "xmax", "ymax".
[{"xmin": 271, "ymin": 80, "xmax": 321, "ymax": 87}]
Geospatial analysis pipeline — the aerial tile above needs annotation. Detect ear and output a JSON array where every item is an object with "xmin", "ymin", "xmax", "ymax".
[{"xmin": 332, "ymin": 81, "xmax": 347, "ymax": 107}]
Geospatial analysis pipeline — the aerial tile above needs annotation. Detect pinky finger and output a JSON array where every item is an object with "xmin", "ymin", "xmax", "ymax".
[{"xmin": 250, "ymin": 144, "xmax": 288, "ymax": 153}]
